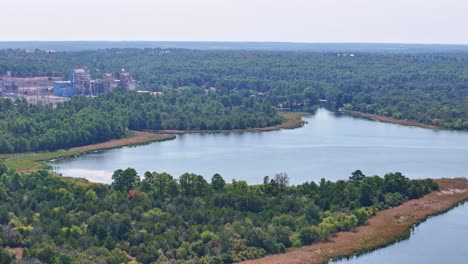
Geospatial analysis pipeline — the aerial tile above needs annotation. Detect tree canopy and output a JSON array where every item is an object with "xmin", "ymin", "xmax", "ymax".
[
  {"xmin": 1, "ymin": 48, "xmax": 467, "ymax": 129},
  {"xmin": 0, "ymin": 165, "xmax": 438, "ymax": 263},
  {"xmin": 0, "ymin": 89, "xmax": 281, "ymax": 153}
]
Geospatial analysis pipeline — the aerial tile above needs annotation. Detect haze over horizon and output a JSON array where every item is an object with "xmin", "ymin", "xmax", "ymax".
[{"xmin": 2, "ymin": 0, "xmax": 468, "ymax": 44}]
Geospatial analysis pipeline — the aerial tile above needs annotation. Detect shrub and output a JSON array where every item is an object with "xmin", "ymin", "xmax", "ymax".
[{"xmin": 299, "ymin": 226, "xmax": 319, "ymax": 245}]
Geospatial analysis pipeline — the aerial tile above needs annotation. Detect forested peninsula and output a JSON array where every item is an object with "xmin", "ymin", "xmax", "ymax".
[
  {"xmin": 0, "ymin": 89, "xmax": 281, "ymax": 153},
  {"xmin": 0, "ymin": 165, "xmax": 439, "ymax": 263}
]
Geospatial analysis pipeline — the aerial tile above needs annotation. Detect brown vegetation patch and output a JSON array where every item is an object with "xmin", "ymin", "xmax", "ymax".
[
  {"xmin": 239, "ymin": 178, "xmax": 468, "ymax": 264},
  {"xmin": 3, "ymin": 131, "xmax": 176, "ymax": 172},
  {"xmin": 9, "ymin": 247, "xmax": 23, "ymax": 261},
  {"xmin": 68, "ymin": 131, "xmax": 175, "ymax": 152}
]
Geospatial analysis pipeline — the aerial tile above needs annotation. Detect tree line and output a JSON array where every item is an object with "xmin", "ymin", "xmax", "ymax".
[
  {"xmin": 0, "ymin": 164, "xmax": 438, "ymax": 263},
  {"xmin": 1, "ymin": 48, "xmax": 467, "ymax": 129},
  {"xmin": 0, "ymin": 89, "xmax": 281, "ymax": 153}
]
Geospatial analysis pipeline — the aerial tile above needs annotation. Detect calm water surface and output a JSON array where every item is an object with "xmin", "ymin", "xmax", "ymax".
[
  {"xmin": 50, "ymin": 108, "xmax": 468, "ymax": 184},
  {"xmin": 333, "ymin": 202, "xmax": 468, "ymax": 264},
  {"xmin": 49, "ymin": 108, "xmax": 468, "ymax": 262}
]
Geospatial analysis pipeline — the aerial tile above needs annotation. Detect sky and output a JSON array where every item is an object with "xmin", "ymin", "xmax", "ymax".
[{"xmin": 1, "ymin": 0, "xmax": 467, "ymax": 44}]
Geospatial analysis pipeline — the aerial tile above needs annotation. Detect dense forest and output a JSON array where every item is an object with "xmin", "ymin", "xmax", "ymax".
[
  {"xmin": 0, "ymin": 89, "xmax": 281, "ymax": 153},
  {"xmin": 0, "ymin": 163, "xmax": 437, "ymax": 263},
  {"xmin": 1, "ymin": 49, "xmax": 467, "ymax": 129}
]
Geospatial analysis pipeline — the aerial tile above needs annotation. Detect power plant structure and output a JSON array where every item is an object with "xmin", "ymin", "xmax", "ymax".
[
  {"xmin": 72, "ymin": 68, "xmax": 92, "ymax": 95},
  {"xmin": 119, "ymin": 71, "xmax": 137, "ymax": 91},
  {"xmin": 0, "ymin": 71, "xmax": 65, "ymax": 104},
  {"xmin": 0, "ymin": 71, "xmax": 16, "ymax": 97},
  {"xmin": 53, "ymin": 69, "xmax": 136, "ymax": 97},
  {"xmin": 1, "ymin": 68, "xmax": 137, "ymax": 105}
]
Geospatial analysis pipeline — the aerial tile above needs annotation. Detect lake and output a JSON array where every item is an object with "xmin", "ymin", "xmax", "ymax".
[
  {"xmin": 49, "ymin": 108, "xmax": 468, "ymax": 184},
  {"xmin": 333, "ymin": 202, "xmax": 468, "ymax": 264}
]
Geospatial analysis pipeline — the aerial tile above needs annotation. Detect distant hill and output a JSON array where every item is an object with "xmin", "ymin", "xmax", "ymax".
[{"xmin": 1, "ymin": 41, "xmax": 468, "ymax": 53}]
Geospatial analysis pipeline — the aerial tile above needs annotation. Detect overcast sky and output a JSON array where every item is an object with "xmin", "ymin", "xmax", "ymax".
[{"xmin": 1, "ymin": 0, "xmax": 467, "ymax": 44}]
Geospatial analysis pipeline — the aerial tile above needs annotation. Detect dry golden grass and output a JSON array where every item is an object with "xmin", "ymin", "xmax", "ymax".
[
  {"xmin": 240, "ymin": 178, "xmax": 468, "ymax": 264},
  {"xmin": 4, "ymin": 131, "xmax": 175, "ymax": 172},
  {"xmin": 342, "ymin": 110, "xmax": 439, "ymax": 130},
  {"xmin": 68, "ymin": 131, "xmax": 174, "ymax": 152}
]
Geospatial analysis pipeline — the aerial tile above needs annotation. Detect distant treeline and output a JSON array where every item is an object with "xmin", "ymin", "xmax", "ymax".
[
  {"xmin": 0, "ymin": 89, "xmax": 281, "ymax": 153},
  {"xmin": 0, "ymin": 165, "xmax": 438, "ymax": 263},
  {"xmin": 1, "ymin": 41, "xmax": 468, "ymax": 52},
  {"xmin": 1, "ymin": 49, "xmax": 467, "ymax": 129}
]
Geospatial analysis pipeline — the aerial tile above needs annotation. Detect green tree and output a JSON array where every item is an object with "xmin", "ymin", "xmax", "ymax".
[
  {"xmin": 211, "ymin": 173, "xmax": 226, "ymax": 192},
  {"xmin": 349, "ymin": 170, "xmax": 366, "ymax": 183},
  {"xmin": 299, "ymin": 227, "xmax": 319, "ymax": 245},
  {"xmin": 0, "ymin": 163, "xmax": 7, "ymax": 175},
  {"xmin": 179, "ymin": 173, "xmax": 209, "ymax": 196},
  {"xmin": 111, "ymin": 168, "xmax": 140, "ymax": 192},
  {"xmin": 318, "ymin": 222, "xmax": 335, "ymax": 240}
]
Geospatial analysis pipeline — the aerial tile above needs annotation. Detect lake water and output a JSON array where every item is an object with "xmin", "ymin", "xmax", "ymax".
[
  {"xmin": 49, "ymin": 108, "xmax": 468, "ymax": 262},
  {"xmin": 49, "ymin": 108, "xmax": 468, "ymax": 184},
  {"xmin": 333, "ymin": 202, "xmax": 468, "ymax": 264}
]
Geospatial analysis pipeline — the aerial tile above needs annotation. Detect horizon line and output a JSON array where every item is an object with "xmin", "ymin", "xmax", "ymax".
[{"xmin": 0, "ymin": 40, "xmax": 468, "ymax": 46}]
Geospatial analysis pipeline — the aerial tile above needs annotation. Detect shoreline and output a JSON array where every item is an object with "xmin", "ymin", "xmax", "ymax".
[
  {"xmin": 2, "ymin": 112, "xmax": 307, "ymax": 172},
  {"xmin": 3, "ymin": 131, "xmax": 175, "ymax": 172},
  {"xmin": 340, "ymin": 110, "xmax": 440, "ymax": 130},
  {"xmin": 150, "ymin": 112, "xmax": 308, "ymax": 134},
  {"xmin": 239, "ymin": 178, "xmax": 468, "ymax": 264},
  {"xmin": 67, "ymin": 131, "xmax": 175, "ymax": 153}
]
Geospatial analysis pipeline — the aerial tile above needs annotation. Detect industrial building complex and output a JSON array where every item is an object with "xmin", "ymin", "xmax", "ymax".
[
  {"xmin": 0, "ymin": 68, "xmax": 136, "ymax": 104},
  {"xmin": 53, "ymin": 69, "xmax": 136, "ymax": 97}
]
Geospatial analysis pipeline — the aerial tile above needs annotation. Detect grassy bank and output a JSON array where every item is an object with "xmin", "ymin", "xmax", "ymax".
[
  {"xmin": 340, "ymin": 110, "xmax": 440, "ymax": 130},
  {"xmin": 3, "ymin": 131, "xmax": 175, "ymax": 172},
  {"xmin": 240, "ymin": 178, "xmax": 468, "ymax": 264}
]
